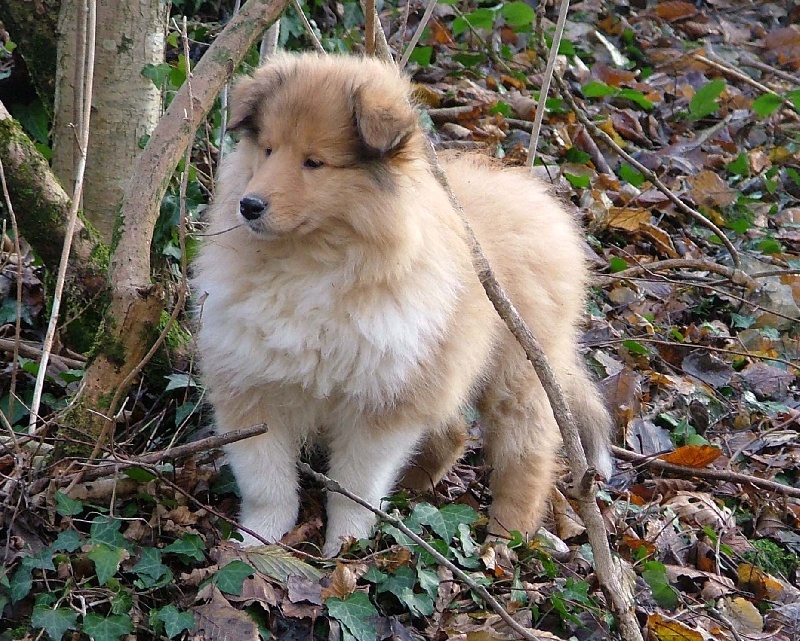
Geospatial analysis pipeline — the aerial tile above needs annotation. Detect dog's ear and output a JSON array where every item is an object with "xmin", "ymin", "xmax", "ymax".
[
  {"xmin": 228, "ymin": 65, "xmax": 286, "ymax": 133},
  {"xmin": 354, "ymin": 81, "xmax": 417, "ymax": 157},
  {"xmin": 228, "ymin": 76, "xmax": 261, "ymax": 133}
]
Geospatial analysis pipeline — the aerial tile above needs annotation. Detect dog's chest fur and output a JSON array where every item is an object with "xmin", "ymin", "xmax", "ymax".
[{"xmin": 198, "ymin": 255, "xmax": 461, "ymax": 408}]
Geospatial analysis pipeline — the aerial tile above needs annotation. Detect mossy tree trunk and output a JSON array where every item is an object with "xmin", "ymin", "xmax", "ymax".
[
  {"xmin": 0, "ymin": 0, "xmax": 60, "ymax": 110},
  {"xmin": 0, "ymin": 101, "xmax": 107, "ymax": 351},
  {"xmin": 57, "ymin": 0, "xmax": 290, "ymax": 459},
  {"xmin": 51, "ymin": 0, "xmax": 168, "ymax": 243}
]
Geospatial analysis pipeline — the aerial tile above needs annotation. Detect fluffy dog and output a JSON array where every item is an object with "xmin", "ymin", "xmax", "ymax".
[{"xmin": 192, "ymin": 53, "xmax": 612, "ymax": 556}]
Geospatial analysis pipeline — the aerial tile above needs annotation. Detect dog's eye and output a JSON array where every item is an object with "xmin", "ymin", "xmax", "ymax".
[
  {"xmin": 304, "ymin": 158, "xmax": 324, "ymax": 169},
  {"xmin": 265, "ymin": 147, "xmax": 273, "ymax": 157}
]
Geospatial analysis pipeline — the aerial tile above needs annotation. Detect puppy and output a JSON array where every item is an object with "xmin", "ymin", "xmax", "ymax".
[{"xmin": 192, "ymin": 53, "xmax": 612, "ymax": 556}]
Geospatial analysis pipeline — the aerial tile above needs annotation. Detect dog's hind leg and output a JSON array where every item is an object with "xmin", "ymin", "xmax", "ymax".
[
  {"xmin": 479, "ymin": 354, "xmax": 561, "ymax": 539},
  {"xmin": 399, "ymin": 418, "xmax": 467, "ymax": 492},
  {"xmin": 323, "ymin": 421, "xmax": 424, "ymax": 556}
]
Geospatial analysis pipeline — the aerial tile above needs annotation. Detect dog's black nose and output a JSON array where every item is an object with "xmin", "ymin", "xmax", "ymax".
[{"xmin": 240, "ymin": 195, "xmax": 268, "ymax": 221}]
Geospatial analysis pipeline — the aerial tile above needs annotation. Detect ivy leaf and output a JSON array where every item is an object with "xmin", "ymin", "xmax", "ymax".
[
  {"xmin": 132, "ymin": 547, "xmax": 170, "ymax": 588},
  {"xmin": 452, "ymin": 8, "xmax": 496, "ymax": 36},
  {"xmin": 22, "ymin": 547, "xmax": 56, "ymax": 571},
  {"xmin": 163, "ymin": 534, "xmax": 205, "ymax": 562},
  {"xmin": 31, "ymin": 606, "xmax": 79, "ymax": 641},
  {"xmin": 619, "ymin": 163, "xmax": 645, "ymax": 187},
  {"xmin": 88, "ymin": 544, "xmax": 126, "ymax": 586},
  {"xmin": 609, "ymin": 256, "xmax": 628, "ymax": 272},
  {"xmin": 582, "ymin": 80, "xmax": 617, "ymax": 98},
  {"xmin": 622, "ymin": 339, "xmax": 651, "ymax": 356},
  {"xmin": 55, "ymin": 491, "xmax": 84, "ymax": 517},
  {"xmin": 376, "ymin": 566, "xmax": 434, "ymax": 617},
  {"xmin": 565, "ymin": 173, "xmax": 591, "ymax": 189},
  {"xmin": 411, "ymin": 503, "xmax": 478, "ymax": 542},
  {"xmin": 150, "ymin": 604, "xmax": 195, "ymax": 639},
  {"xmin": 213, "ymin": 560, "xmax": 253, "ymax": 596},
  {"xmin": 751, "ymin": 93, "xmax": 783, "ymax": 118},
  {"xmin": 326, "ymin": 592, "xmax": 378, "ymax": 641},
  {"xmin": 642, "ymin": 561, "xmax": 678, "ymax": 609},
  {"xmin": 89, "ymin": 516, "xmax": 127, "ymax": 548},
  {"xmin": 617, "ymin": 88, "xmax": 654, "ymax": 110},
  {"xmin": 10, "ymin": 567, "xmax": 32, "ymax": 603},
  {"xmin": 501, "ymin": 1, "xmax": 535, "ymax": 28},
  {"xmin": 726, "ymin": 153, "xmax": 749, "ymax": 177},
  {"xmin": 689, "ymin": 79, "xmax": 725, "ymax": 120},
  {"xmin": 82, "ymin": 613, "xmax": 134, "ymax": 641},
  {"xmin": 53, "ymin": 530, "xmax": 83, "ymax": 553}
]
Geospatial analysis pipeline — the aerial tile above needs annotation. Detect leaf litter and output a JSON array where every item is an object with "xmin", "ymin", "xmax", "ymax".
[{"xmin": 2, "ymin": 0, "xmax": 800, "ymax": 639}]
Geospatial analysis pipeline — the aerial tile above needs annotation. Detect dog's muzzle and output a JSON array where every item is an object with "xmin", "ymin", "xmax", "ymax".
[{"xmin": 240, "ymin": 195, "xmax": 268, "ymax": 221}]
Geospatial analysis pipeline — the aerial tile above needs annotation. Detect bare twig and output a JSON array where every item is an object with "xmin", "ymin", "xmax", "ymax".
[
  {"xmin": 526, "ymin": 0, "xmax": 571, "ymax": 168},
  {"xmin": 551, "ymin": 69, "xmax": 740, "ymax": 267},
  {"xmin": 259, "ymin": 22, "xmax": 280, "ymax": 63},
  {"xmin": 364, "ymin": 0, "xmax": 376, "ymax": 56},
  {"xmin": 291, "ymin": 0, "xmax": 325, "ymax": 54},
  {"xmin": 29, "ymin": 0, "xmax": 97, "ymax": 434},
  {"xmin": 359, "ymin": 0, "xmax": 391, "ymax": 61},
  {"xmin": 217, "ymin": 0, "xmax": 242, "ymax": 171},
  {"xmin": 612, "ymin": 446, "xmax": 800, "ymax": 499},
  {"xmin": 298, "ymin": 462, "xmax": 547, "ymax": 641},
  {"xmin": 0, "ymin": 158, "xmax": 23, "ymax": 423},
  {"xmin": 398, "ymin": 0, "xmax": 438, "ymax": 69},
  {"xmin": 63, "ymin": 423, "xmax": 271, "ymax": 483},
  {"xmin": 0, "ymin": 337, "xmax": 85, "ymax": 369},
  {"xmin": 603, "ymin": 258, "xmax": 757, "ymax": 290}
]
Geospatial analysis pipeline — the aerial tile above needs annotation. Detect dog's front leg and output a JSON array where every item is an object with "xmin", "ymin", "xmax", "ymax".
[
  {"xmin": 323, "ymin": 423, "xmax": 423, "ymax": 556},
  {"xmin": 224, "ymin": 424, "xmax": 302, "ymax": 547}
]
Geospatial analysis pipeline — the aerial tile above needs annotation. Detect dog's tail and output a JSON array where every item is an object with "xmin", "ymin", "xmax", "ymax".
[{"xmin": 562, "ymin": 363, "xmax": 614, "ymax": 479}]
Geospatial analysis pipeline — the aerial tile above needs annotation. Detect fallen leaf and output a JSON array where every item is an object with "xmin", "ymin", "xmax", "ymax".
[
  {"xmin": 193, "ymin": 586, "xmax": 258, "ymax": 641},
  {"xmin": 647, "ymin": 613, "xmax": 703, "ymax": 641},
  {"xmin": 721, "ymin": 596, "xmax": 763, "ymax": 634},
  {"xmin": 687, "ymin": 170, "xmax": 737, "ymax": 209},
  {"xmin": 664, "ymin": 491, "xmax": 735, "ymax": 529},
  {"xmin": 320, "ymin": 563, "xmax": 357, "ymax": 601},
  {"xmin": 608, "ymin": 207, "xmax": 651, "ymax": 231},
  {"xmin": 659, "ymin": 445, "xmax": 722, "ymax": 468},
  {"xmin": 654, "ymin": 1, "xmax": 699, "ymax": 22}
]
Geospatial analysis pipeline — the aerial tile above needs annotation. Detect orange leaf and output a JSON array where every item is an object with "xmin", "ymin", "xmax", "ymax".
[
  {"xmin": 607, "ymin": 207, "xmax": 651, "ymax": 231},
  {"xmin": 659, "ymin": 445, "xmax": 722, "ymax": 468},
  {"xmin": 654, "ymin": 1, "xmax": 699, "ymax": 22},
  {"xmin": 646, "ymin": 613, "xmax": 703, "ymax": 641}
]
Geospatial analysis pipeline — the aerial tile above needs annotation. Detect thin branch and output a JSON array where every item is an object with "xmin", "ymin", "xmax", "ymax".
[
  {"xmin": 603, "ymin": 258, "xmax": 757, "ymax": 290},
  {"xmin": 398, "ymin": 0, "xmax": 437, "ymax": 69},
  {"xmin": 0, "ymin": 337, "xmax": 85, "ymax": 369},
  {"xmin": 217, "ymin": 0, "xmax": 242, "ymax": 172},
  {"xmin": 612, "ymin": 446, "xmax": 800, "ymax": 499},
  {"xmin": 526, "ymin": 0, "xmax": 571, "ymax": 168},
  {"xmin": 259, "ymin": 22, "xmax": 280, "ymax": 64},
  {"xmin": 364, "ymin": 0, "xmax": 376, "ymax": 56},
  {"xmin": 28, "ymin": 0, "xmax": 97, "ymax": 433},
  {"xmin": 359, "ymin": 0, "xmax": 391, "ymax": 61},
  {"xmin": 0, "ymin": 157, "xmax": 23, "ymax": 423},
  {"xmin": 297, "ymin": 462, "xmax": 548, "ymax": 641},
  {"xmin": 63, "ymin": 423, "xmax": 271, "ymax": 483},
  {"xmin": 291, "ymin": 0, "xmax": 324, "ymax": 54},
  {"xmin": 551, "ymin": 69, "xmax": 740, "ymax": 267}
]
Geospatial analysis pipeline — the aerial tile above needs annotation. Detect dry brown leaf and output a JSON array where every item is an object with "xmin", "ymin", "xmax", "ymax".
[
  {"xmin": 639, "ymin": 223, "xmax": 679, "ymax": 258},
  {"xmin": 721, "ymin": 596, "xmax": 764, "ymax": 634},
  {"xmin": 659, "ymin": 445, "xmax": 722, "ymax": 468},
  {"xmin": 764, "ymin": 26, "xmax": 800, "ymax": 69},
  {"xmin": 688, "ymin": 170, "xmax": 737, "ymax": 209},
  {"xmin": 320, "ymin": 562, "xmax": 357, "ymax": 601},
  {"xmin": 608, "ymin": 207, "xmax": 651, "ymax": 231},
  {"xmin": 664, "ymin": 491, "xmax": 734, "ymax": 529},
  {"xmin": 194, "ymin": 586, "xmax": 259, "ymax": 641},
  {"xmin": 737, "ymin": 563, "xmax": 799, "ymax": 603},
  {"xmin": 646, "ymin": 613, "xmax": 703, "ymax": 641},
  {"xmin": 598, "ymin": 118, "xmax": 625, "ymax": 146},
  {"xmin": 654, "ymin": 1, "xmax": 699, "ymax": 22}
]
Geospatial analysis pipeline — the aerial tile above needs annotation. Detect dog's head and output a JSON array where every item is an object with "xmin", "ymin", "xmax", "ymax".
[{"xmin": 223, "ymin": 53, "xmax": 423, "ymax": 241}]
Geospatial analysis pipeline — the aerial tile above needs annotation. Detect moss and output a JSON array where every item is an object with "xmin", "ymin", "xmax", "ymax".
[
  {"xmin": 96, "ymin": 331, "xmax": 127, "ymax": 369},
  {"xmin": 744, "ymin": 539, "xmax": 798, "ymax": 580}
]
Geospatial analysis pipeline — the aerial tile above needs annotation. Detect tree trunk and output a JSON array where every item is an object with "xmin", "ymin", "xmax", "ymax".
[
  {"xmin": 51, "ymin": 0, "xmax": 167, "ymax": 243},
  {"xmin": 0, "ymin": 101, "xmax": 107, "ymax": 352},
  {"xmin": 0, "ymin": 0, "xmax": 60, "ymax": 110},
  {"xmin": 57, "ymin": 0, "xmax": 290, "ymax": 459}
]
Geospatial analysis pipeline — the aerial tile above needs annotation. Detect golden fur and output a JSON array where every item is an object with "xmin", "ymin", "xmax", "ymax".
[{"xmin": 192, "ymin": 53, "xmax": 612, "ymax": 555}]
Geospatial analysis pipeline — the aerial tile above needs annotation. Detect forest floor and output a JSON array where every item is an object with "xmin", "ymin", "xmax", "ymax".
[{"xmin": 1, "ymin": 0, "xmax": 800, "ymax": 639}]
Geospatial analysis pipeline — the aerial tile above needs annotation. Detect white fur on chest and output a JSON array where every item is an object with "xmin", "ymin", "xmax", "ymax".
[{"xmin": 197, "ymin": 257, "xmax": 459, "ymax": 408}]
